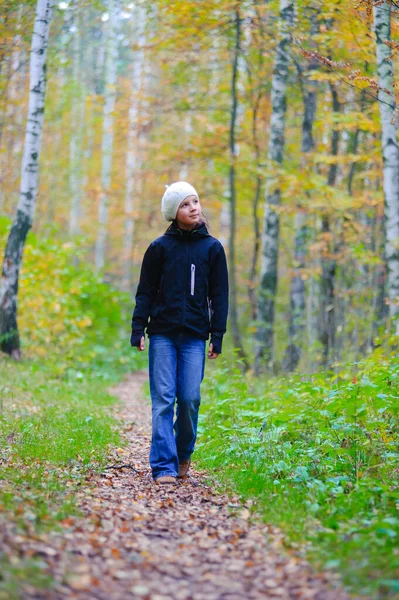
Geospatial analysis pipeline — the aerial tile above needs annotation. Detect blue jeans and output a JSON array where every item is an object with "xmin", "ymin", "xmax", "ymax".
[{"xmin": 148, "ymin": 332, "xmax": 206, "ymax": 480}]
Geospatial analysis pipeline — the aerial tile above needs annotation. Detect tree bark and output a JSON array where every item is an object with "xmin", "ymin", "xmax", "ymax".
[
  {"xmin": 0, "ymin": 0, "xmax": 54, "ymax": 357},
  {"xmin": 206, "ymin": 32, "xmax": 220, "ymax": 197},
  {"xmin": 69, "ymin": 12, "xmax": 85, "ymax": 236},
  {"xmin": 374, "ymin": 1, "xmax": 399, "ymax": 332},
  {"xmin": 179, "ymin": 112, "xmax": 193, "ymax": 181},
  {"xmin": 47, "ymin": 7, "xmax": 70, "ymax": 223},
  {"xmin": 229, "ymin": 4, "xmax": 248, "ymax": 369},
  {"xmin": 122, "ymin": 4, "xmax": 146, "ymax": 292},
  {"xmin": 254, "ymin": 0, "xmax": 294, "ymax": 374},
  {"xmin": 95, "ymin": 0, "xmax": 119, "ymax": 273},
  {"xmin": 282, "ymin": 54, "xmax": 317, "ymax": 372},
  {"xmin": 248, "ymin": 173, "xmax": 262, "ymax": 321},
  {"xmin": 245, "ymin": 4, "xmax": 267, "ymax": 321},
  {"xmin": 318, "ymin": 85, "xmax": 340, "ymax": 369}
]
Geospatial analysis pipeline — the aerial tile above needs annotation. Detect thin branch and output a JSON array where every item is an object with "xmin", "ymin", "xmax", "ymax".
[
  {"xmin": 292, "ymin": 35, "xmax": 397, "ymax": 111},
  {"xmin": 104, "ymin": 464, "xmax": 140, "ymax": 473}
]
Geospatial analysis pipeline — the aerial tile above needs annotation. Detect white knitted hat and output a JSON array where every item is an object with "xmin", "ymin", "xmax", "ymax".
[{"xmin": 161, "ymin": 181, "xmax": 199, "ymax": 221}]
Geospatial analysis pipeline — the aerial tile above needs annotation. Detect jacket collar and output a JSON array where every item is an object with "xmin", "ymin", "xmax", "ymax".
[{"xmin": 165, "ymin": 220, "xmax": 210, "ymax": 238}]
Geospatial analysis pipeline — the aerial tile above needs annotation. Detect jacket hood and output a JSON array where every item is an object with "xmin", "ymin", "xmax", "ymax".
[{"xmin": 164, "ymin": 220, "xmax": 210, "ymax": 238}]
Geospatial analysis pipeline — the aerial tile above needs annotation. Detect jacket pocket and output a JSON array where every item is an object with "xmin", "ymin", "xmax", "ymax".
[{"xmin": 190, "ymin": 264, "xmax": 196, "ymax": 295}]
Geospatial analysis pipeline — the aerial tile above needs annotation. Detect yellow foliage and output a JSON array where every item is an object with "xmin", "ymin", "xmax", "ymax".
[{"xmin": 74, "ymin": 316, "xmax": 93, "ymax": 329}]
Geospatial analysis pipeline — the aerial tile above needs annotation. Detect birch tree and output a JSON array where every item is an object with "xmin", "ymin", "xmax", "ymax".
[
  {"xmin": 122, "ymin": 3, "xmax": 146, "ymax": 291},
  {"xmin": 47, "ymin": 6, "xmax": 69, "ymax": 222},
  {"xmin": 95, "ymin": 0, "xmax": 119, "ymax": 273},
  {"xmin": 0, "ymin": 0, "xmax": 54, "ymax": 357},
  {"xmin": 283, "ymin": 27, "xmax": 318, "ymax": 372},
  {"xmin": 179, "ymin": 112, "xmax": 193, "ymax": 181},
  {"xmin": 68, "ymin": 13, "xmax": 85, "ymax": 236},
  {"xmin": 318, "ymin": 85, "xmax": 340, "ymax": 368},
  {"xmin": 254, "ymin": 0, "xmax": 294, "ymax": 374},
  {"xmin": 374, "ymin": 0, "xmax": 399, "ymax": 333},
  {"xmin": 245, "ymin": 15, "xmax": 266, "ymax": 322},
  {"xmin": 228, "ymin": 4, "xmax": 248, "ymax": 368},
  {"xmin": 207, "ymin": 30, "xmax": 231, "ymax": 246},
  {"xmin": 206, "ymin": 32, "xmax": 220, "ymax": 194}
]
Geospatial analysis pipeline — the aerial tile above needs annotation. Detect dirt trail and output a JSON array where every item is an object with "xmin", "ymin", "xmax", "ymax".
[{"xmin": 10, "ymin": 371, "xmax": 349, "ymax": 599}]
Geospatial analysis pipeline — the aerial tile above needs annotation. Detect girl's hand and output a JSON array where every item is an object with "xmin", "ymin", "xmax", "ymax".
[
  {"xmin": 207, "ymin": 343, "xmax": 219, "ymax": 359},
  {"xmin": 138, "ymin": 336, "xmax": 146, "ymax": 351}
]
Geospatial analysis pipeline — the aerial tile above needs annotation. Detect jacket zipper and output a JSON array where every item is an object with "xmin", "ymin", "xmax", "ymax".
[{"xmin": 190, "ymin": 264, "xmax": 196, "ymax": 295}]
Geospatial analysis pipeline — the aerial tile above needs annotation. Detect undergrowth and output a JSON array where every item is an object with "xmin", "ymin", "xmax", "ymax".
[{"xmin": 196, "ymin": 352, "xmax": 399, "ymax": 598}]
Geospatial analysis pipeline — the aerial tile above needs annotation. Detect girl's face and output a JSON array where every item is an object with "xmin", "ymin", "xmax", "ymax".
[{"xmin": 176, "ymin": 195, "xmax": 201, "ymax": 230}]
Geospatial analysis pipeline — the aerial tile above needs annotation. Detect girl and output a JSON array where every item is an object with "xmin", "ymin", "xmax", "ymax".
[{"xmin": 130, "ymin": 181, "xmax": 229, "ymax": 485}]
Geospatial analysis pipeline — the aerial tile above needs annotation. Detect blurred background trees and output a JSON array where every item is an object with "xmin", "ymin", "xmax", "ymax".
[{"xmin": 1, "ymin": 0, "xmax": 398, "ymax": 373}]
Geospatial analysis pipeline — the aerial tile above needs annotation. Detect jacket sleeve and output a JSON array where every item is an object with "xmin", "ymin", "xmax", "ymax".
[
  {"xmin": 208, "ymin": 243, "xmax": 229, "ymax": 354},
  {"xmin": 131, "ymin": 241, "xmax": 162, "ymax": 346}
]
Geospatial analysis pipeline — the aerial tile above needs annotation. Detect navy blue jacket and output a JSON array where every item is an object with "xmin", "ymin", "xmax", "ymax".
[{"xmin": 130, "ymin": 221, "xmax": 229, "ymax": 353}]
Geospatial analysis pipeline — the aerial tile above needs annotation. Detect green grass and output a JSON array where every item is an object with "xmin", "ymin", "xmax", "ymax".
[
  {"xmin": 0, "ymin": 357, "xmax": 123, "ymax": 528},
  {"xmin": 196, "ymin": 352, "xmax": 399, "ymax": 598},
  {"xmin": 0, "ymin": 219, "xmax": 146, "ymax": 597},
  {"xmin": 0, "ymin": 554, "xmax": 53, "ymax": 599}
]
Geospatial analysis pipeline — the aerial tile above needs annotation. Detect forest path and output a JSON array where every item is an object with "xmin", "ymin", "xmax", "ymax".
[{"xmin": 23, "ymin": 371, "xmax": 348, "ymax": 600}]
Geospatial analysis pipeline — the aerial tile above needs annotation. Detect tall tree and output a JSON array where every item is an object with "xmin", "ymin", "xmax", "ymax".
[
  {"xmin": 228, "ymin": 4, "xmax": 248, "ymax": 368},
  {"xmin": 179, "ymin": 112, "xmax": 193, "ymax": 180},
  {"xmin": 95, "ymin": 0, "xmax": 119, "ymax": 273},
  {"xmin": 318, "ymin": 84, "xmax": 340, "ymax": 369},
  {"xmin": 282, "ymin": 34, "xmax": 318, "ymax": 372},
  {"xmin": 374, "ymin": 0, "xmax": 399, "ymax": 333},
  {"xmin": 122, "ymin": 3, "xmax": 146, "ymax": 291},
  {"xmin": 206, "ymin": 31, "xmax": 220, "ymax": 198},
  {"xmin": 241, "ymin": 3, "xmax": 264, "ymax": 321},
  {"xmin": 68, "ymin": 11, "xmax": 85, "ymax": 236},
  {"xmin": 46, "ymin": 5, "xmax": 70, "ymax": 223},
  {"xmin": 254, "ymin": 0, "xmax": 294, "ymax": 374},
  {"xmin": 0, "ymin": 0, "xmax": 54, "ymax": 357}
]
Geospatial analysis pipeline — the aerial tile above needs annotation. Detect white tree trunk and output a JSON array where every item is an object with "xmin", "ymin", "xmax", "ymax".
[
  {"xmin": 122, "ymin": 3, "xmax": 146, "ymax": 291},
  {"xmin": 179, "ymin": 112, "xmax": 193, "ymax": 180},
  {"xmin": 254, "ymin": 0, "xmax": 295, "ymax": 373},
  {"xmin": 47, "ymin": 9, "xmax": 69, "ymax": 222},
  {"xmin": 0, "ymin": 0, "xmax": 53, "ymax": 356},
  {"xmin": 283, "ymin": 51, "xmax": 318, "ymax": 372},
  {"xmin": 227, "ymin": 5, "xmax": 248, "ymax": 368},
  {"xmin": 220, "ymin": 23, "xmax": 248, "ymax": 246},
  {"xmin": 81, "ymin": 10, "xmax": 102, "ymax": 198},
  {"xmin": 206, "ymin": 29, "xmax": 230, "ymax": 245},
  {"xmin": 69, "ymin": 14, "xmax": 85, "ymax": 236},
  {"xmin": 95, "ymin": 0, "xmax": 119, "ymax": 273},
  {"xmin": 219, "ymin": 196, "xmax": 231, "ymax": 247},
  {"xmin": 206, "ymin": 33, "xmax": 220, "ymax": 196},
  {"xmin": 374, "ymin": 1, "xmax": 399, "ymax": 332}
]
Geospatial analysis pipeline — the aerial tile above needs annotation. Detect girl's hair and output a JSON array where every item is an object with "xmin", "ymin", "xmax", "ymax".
[
  {"xmin": 200, "ymin": 211, "xmax": 210, "ymax": 228},
  {"xmin": 164, "ymin": 210, "xmax": 210, "ymax": 234}
]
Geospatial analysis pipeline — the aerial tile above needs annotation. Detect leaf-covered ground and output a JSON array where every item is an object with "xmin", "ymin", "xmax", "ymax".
[{"xmin": 0, "ymin": 371, "xmax": 349, "ymax": 600}]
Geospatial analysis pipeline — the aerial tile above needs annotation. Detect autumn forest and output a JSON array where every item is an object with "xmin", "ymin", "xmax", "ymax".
[
  {"xmin": 1, "ymin": 0, "xmax": 399, "ymax": 372},
  {"xmin": 1, "ymin": 0, "xmax": 399, "ymax": 597}
]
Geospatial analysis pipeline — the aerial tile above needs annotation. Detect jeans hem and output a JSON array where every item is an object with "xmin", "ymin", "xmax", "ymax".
[
  {"xmin": 178, "ymin": 454, "xmax": 192, "ymax": 463},
  {"xmin": 153, "ymin": 470, "xmax": 178, "ymax": 481}
]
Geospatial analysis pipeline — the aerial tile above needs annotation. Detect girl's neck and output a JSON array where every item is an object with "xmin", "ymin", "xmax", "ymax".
[{"xmin": 176, "ymin": 220, "xmax": 200, "ymax": 231}]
